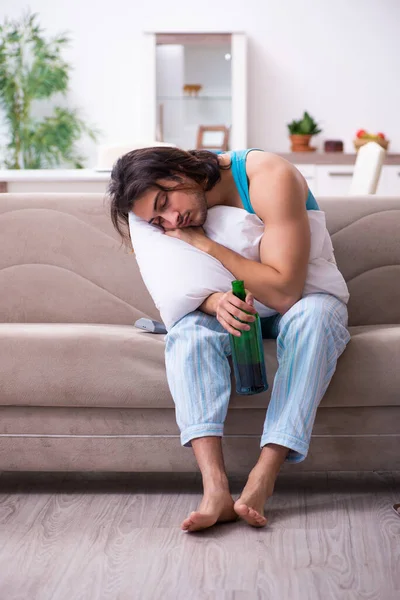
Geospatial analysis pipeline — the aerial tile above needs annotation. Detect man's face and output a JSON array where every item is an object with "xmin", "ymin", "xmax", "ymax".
[{"xmin": 132, "ymin": 178, "xmax": 208, "ymax": 231}]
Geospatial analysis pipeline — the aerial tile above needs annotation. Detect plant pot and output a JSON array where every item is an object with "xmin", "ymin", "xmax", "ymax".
[{"xmin": 289, "ymin": 134, "xmax": 316, "ymax": 152}]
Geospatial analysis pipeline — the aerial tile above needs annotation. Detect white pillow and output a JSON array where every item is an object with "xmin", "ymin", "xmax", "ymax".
[{"xmin": 128, "ymin": 205, "xmax": 349, "ymax": 331}]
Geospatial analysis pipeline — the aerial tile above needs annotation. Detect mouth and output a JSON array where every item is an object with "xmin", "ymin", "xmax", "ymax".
[{"xmin": 183, "ymin": 212, "xmax": 190, "ymax": 227}]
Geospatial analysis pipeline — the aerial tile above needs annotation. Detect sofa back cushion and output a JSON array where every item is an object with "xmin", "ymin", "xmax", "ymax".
[
  {"xmin": 0, "ymin": 193, "xmax": 161, "ymax": 325},
  {"xmin": 319, "ymin": 197, "xmax": 400, "ymax": 326},
  {"xmin": 1, "ymin": 193, "xmax": 400, "ymax": 327}
]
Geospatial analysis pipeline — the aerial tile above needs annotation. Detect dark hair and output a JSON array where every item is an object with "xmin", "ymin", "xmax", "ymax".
[{"xmin": 106, "ymin": 146, "xmax": 230, "ymax": 248}]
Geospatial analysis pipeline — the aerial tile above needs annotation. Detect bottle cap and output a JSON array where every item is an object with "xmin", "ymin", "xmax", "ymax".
[{"xmin": 232, "ymin": 280, "xmax": 246, "ymax": 300}]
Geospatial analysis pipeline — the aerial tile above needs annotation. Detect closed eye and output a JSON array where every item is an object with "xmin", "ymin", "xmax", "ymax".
[
  {"xmin": 149, "ymin": 192, "xmax": 167, "ymax": 226},
  {"xmin": 160, "ymin": 193, "xmax": 168, "ymax": 211},
  {"xmin": 156, "ymin": 193, "xmax": 168, "ymax": 226}
]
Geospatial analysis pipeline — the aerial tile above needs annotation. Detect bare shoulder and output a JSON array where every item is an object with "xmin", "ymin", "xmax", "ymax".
[
  {"xmin": 246, "ymin": 150, "xmax": 299, "ymax": 179},
  {"xmin": 218, "ymin": 149, "xmax": 298, "ymax": 178},
  {"xmin": 247, "ymin": 150, "xmax": 308, "ymax": 199},
  {"xmin": 246, "ymin": 151, "xmax": 309, "ymax": 220}
]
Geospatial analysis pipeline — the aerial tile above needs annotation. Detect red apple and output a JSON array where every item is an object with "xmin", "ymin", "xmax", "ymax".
[
  {"xmin": 377, "ymin": 132, "xmax": 386, "ymax": 139},
  {"xmin": 356, "ymin": 129, "xmax": 368, "ymax": 138}
]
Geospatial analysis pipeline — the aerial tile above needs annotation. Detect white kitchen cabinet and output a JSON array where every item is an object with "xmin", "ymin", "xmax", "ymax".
[
  {"xmin": 377, "ymin": 165, "xmax": 400, "ymax": 196},
  {"xmin": 314, "ymin": 165, "xmax": 392, "ymax": 196},
  {"xmin": 316, "ymin": 165, "xmax": 354, "ymax": 196},
  {"xmin": 294, "ymin": 164, "xmax": 317, "ymax": 195}
]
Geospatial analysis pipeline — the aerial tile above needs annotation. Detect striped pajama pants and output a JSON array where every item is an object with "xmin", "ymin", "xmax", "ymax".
[{"xmin": 165, "ymin": 293, "xmax": 351, "ymax": 463}]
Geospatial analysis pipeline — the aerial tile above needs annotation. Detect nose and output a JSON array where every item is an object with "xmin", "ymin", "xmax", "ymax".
[{"xmin": 163, "ymin": 210, "xmax": 182, "ymax": 230}]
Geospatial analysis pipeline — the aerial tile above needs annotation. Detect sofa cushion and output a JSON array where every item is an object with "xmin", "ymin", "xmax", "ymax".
[
  {"xmin": 319, "ymin": 324, "xmax": 400, "ymax": 407},
  {"xmin": 1, "ymin": 323, "xmax": 399, "ymax": 409},
  {"xmin": 0, "ymin": 324, "xmax": 167, "ymax": 409},
  {"xmin": 319, "ymin": 197, "xmax": 400, "ymax": 326}
]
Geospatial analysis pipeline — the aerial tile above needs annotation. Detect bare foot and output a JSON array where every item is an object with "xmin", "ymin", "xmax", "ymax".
[
  {"xmin": 181, "ymin": 490, "xmax": 238, "ymax": 532},
  {"xmin": 234, "ymin": 470, "xmax": 275, "ymax": 528}
]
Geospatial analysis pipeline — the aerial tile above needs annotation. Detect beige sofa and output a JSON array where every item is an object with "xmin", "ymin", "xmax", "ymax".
[{"xmin": 1, "ymin": 193, "xmax": 399, "ymax": 473}]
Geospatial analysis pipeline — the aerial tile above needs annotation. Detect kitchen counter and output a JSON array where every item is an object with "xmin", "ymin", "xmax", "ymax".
[
  {"xmin": 1, "ymin": 154, "xmax": 400, "ymax": 196},
  {"xmin": 0, "ymin": 168, "xmax": 109, "ymax": 183},
  {"xmin": 0, "ymin": 169, "xmax": 110, "ymax": 193},
  {"xmin": 277, "ymin": 153, "xmax": 400, "ymax": 165}
]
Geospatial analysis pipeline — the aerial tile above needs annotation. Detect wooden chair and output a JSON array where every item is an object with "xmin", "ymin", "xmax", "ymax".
[
  {"xmin": 349, "ymin": 141, "xmax": 386, "ymax": 195},
  {"xmin": 196, "ymin": 125, "xmax": 230, "ymax": 152}
]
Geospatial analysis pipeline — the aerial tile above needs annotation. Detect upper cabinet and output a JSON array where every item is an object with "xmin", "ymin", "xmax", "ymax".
[{"xmin": 140, "ymin": 32, "xmax": 247, "ymax": 150}]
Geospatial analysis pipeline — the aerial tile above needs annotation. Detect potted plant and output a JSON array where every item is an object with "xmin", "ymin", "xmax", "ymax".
[
  {"xmin": 0, "ymin": 10, "xmax": 101, "ymax": 169},
  {"xmin": 287, "ymin": 111, "xmax": 322, "ymax": 152}
]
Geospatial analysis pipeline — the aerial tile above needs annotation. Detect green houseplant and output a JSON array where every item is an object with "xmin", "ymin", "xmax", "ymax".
[
  {"xmin": 287, "ymin": 111, "xmax": 322, "ymax": 152},
  {"xmin": 0, "ymin": 10, "xmax": 102, "ymax": 169}
]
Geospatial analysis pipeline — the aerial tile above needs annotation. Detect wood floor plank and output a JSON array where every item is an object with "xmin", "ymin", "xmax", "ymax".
[{"xmin": 0, "ymin": 472, "xmax": 399, "ymax": 600}]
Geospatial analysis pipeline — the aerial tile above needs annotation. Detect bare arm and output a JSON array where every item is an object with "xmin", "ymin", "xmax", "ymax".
[
  {"xmin": 199, "ymin": 290, "xmax": 257, "ymax": 337},
  {"xmin": 203, "ymin": 157, "xmax": 310, "ymax": 313},
  {"xmin": 199, "ymin": 293, "xmax": 222, "ymax": 316}
]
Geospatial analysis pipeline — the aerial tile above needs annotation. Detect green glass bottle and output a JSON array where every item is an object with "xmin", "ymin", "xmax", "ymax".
[{"xmin": 229, "ymin": 280, "xmax": 269, "ymax": 395}]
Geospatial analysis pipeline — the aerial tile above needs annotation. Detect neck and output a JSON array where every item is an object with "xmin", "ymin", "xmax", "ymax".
[{"xmin": 205, "ymin": 158, "xmax": 237, "ymax": 208}]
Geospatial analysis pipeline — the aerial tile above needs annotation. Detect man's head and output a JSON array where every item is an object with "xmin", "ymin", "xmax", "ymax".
[{"xmin": 108, "ymin": 146, "xmax": 223, "ymax": 246}]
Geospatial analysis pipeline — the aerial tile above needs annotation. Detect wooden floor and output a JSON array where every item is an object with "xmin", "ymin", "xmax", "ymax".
[{"xmin": 0, "ymin": 471, "xmax": 399, "ymax": 600}]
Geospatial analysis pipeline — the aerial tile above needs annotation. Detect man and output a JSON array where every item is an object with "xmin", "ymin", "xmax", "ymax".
[{"xmin": 108, "ymin": 146, "xmax": 350, "ymax": 532}]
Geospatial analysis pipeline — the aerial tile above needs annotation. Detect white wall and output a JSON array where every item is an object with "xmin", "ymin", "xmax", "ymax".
[{"xmin": 1, "ymin": 0, "xmax": 399, "ymax": 167}]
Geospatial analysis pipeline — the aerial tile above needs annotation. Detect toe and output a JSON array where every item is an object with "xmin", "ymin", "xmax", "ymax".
[
  {"xmin": 253, "ymin": 512, "xmax": 267, "ymax": 527},
  {"xmin": 234, "ymin": 502, "xmax": 267, "ymax": 527},
  {"xmin": 182, "ymin": 511, "xmax": 217, "ymax": 532},
  {"xmin": 181, "ymin": 512, "xmax": 196, "ymax": 530},
  {"xmin": 234, "ymin": 503, "xmax": 250, "ymax": 517},
  {"xmin": 256, "ymin": 514, "xmax": 266, "ymax": 524}
]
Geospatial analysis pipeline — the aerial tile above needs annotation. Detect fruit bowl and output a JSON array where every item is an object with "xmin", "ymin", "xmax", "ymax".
[{"xmin": 353, "ymin": 137, "xmax": 389, "ymax": 151}]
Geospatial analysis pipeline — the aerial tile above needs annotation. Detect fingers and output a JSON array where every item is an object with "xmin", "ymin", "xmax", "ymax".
[
  {"xmin": 245, "ymin": 290, "xmax": 255, "ymax": 306},
  {"xmin": 226, "ymin": 293, "xmax": 257, "ymax": 316},
  {"xmin": 216, "ymin": 291, "xmax": 258, "ymax": 335},
  {"xmin": 224, "ymin": 305, "xmax": 255, "ymax": 324},
  {"xmin": 223, "ymin": 299, "xmax": 256, "ymax": 324},
  {"xmin": 218, "ymin": 314, "xmax": 242, "ymax": 337},
  {"xmin": 219, "ymin": 306, "xmax": 252, "ymax": 332}
]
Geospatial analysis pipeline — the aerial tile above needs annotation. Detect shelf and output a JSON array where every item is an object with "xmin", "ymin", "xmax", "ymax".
[{"xmin": 157, "ymin": 95, "xmax": 231, "ymax": 101}]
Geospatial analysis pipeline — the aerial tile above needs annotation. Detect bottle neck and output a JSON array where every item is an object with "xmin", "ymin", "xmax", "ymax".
[{"xmin": 231, "ymin": 280, "xmax": 246, "ymax": 302}]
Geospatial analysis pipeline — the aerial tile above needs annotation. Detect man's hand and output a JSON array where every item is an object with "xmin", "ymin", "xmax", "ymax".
[
  {"xmin": 199, "ymin": 290, "xmax": 257, "ymax": 337},
  {"xmin": 215, "ymin": 290, "xmax": 257, "ymax": 336},
  {"xmin": 165, "ymin": 226, "xmax": 211, "ymax": 253}
]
